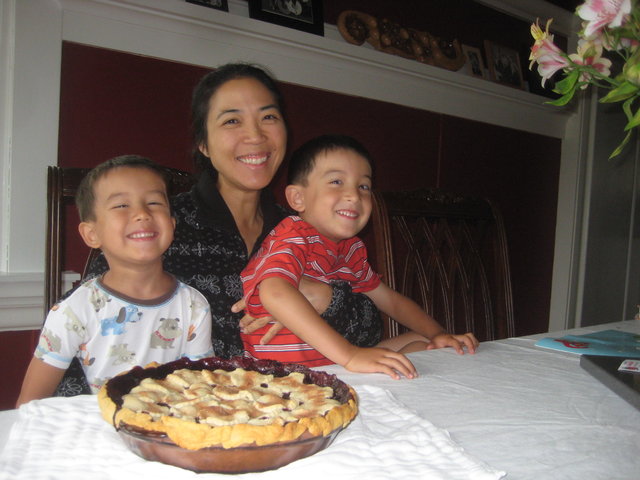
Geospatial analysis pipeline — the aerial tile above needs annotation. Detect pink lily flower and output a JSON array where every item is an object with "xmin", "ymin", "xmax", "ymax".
[
  {"xmin": 531, "ymin": 1, "xmax": 640, "ymax": 158},
  {"xmin": 616, "ymin": 36, "xmax": 640, "ymax": 49},
  {"xmin": 577, "ymin": 0, "xmax": 632, "ymax": 37},
  {"xmin": 581, "ymin": 19, "xmax": 640, "ymax": 51},
  {"xmin": 569, "ymin": 39, "xmax": 613, "ymax": 87},
  {"xmin": 530, "ymin": 19, "xmax": 571, "ymax": 86}
]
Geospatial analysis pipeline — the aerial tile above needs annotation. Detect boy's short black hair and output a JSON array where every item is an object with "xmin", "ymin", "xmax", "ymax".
[
  {"xmin": 287, "ymin": 134, "xmax": 374, "ymax": 186},
  {"xmin": 76, "ymin": 155, "xmax": 169, "ymax": 222}
]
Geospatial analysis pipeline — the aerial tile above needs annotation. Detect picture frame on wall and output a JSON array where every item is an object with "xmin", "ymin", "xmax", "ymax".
[
  {"xmin": 484, "ymin": 40, "xmax": 525, "ymax": 89},
  {"xmin": 461, "ymin": 45, "xmax": 486, "ymax": 79},
  {"xmin": 248, "ymin": 0, "xmax": 324, "ymax": 36},
  {"xmin": 185, "ymin": 0, "xmax": 228, "ymax": 11}
]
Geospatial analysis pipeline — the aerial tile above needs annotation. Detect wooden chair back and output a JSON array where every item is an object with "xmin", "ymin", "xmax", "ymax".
[
  {"xmin": 371, "ymin": 188, "xmax": 515, "ymax": 342},
  {"xmin": 44, "ymin": 165, "xmax": 195, "ymax": 312}
]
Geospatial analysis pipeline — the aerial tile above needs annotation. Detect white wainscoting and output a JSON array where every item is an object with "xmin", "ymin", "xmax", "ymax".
[{"xmin": 0, "ymin": 272, "xmax": 80, "ymax": 332}]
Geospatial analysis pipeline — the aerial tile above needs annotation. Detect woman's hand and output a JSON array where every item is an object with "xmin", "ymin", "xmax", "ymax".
[
  {"xmin": 232, "ymin": 298, "xmax": 283, "ymax": 345},
  {"xmin": 427, "ymin": 332, "xmax": 479, "ymax": 354},
  {"xmin": 344, "ymin": 347, "xmax": 417, "ymax": 380}
]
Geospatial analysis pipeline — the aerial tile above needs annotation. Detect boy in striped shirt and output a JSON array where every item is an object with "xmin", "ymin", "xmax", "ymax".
[{"xmin": 241, "ymin": 135, "xmax": 478, "ymax": 379}]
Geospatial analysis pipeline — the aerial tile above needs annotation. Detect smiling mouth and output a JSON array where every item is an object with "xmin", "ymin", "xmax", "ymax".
[
  {"xmin": 336, "ymin": 210, "xmax": 359, "ymax": 219},
  {"xmin": 238, "ymin": 153, "xmax": 269, "ymax": 165},
  {"xmin": 128, "ymin": 232, "xmax": 157, "ymax": 239}
]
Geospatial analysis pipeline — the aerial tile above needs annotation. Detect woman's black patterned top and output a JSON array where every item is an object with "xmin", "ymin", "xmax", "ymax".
[{"xmin": 85, "ymin": 170, "xmax": 381, "ymax": 358}]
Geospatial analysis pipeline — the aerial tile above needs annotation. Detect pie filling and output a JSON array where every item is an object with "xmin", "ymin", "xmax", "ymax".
[{"xmin": 98, "ymin": 356, "xmax": 357, "ymax": 450}]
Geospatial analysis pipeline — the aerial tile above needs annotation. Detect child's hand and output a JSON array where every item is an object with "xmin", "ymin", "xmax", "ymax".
[
  {"xmin": 344, "ymin": 347, "xmax": 417, "ymax": 379},
  {"xmin": 427, "ymin": 332, "xmax": 479, "ymax": 354}
]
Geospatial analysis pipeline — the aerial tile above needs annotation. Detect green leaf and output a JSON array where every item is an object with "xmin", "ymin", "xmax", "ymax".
[
  {"xmin": 621, "ymin": 97, "xmax": 640, "ymax": 130},
  {"xmin": 625, "ymin": 109, "xmax": 640, "ymax": 130},
  {"xmin": 600, "ymin": 81, "xmax": 639, "ymax": 103},
  {"xmin": 546, "ymin": 89, "xmax": 577, "ymax": 106},
  {"xmin": 553, "ymin": 70, "xmax": 580, "ymax": 95},
  {"xmin": 622, "ymin": 96, "xmax": 635, "ymax": 121},
  {"xmin": 609, "ymin": 130, "xmax": 633, "ymax": 159}
]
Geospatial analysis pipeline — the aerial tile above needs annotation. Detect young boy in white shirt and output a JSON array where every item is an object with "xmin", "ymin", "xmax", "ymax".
[{"xmin": 17, "ymin": 155, "xmax": 213, "ymax": 406}]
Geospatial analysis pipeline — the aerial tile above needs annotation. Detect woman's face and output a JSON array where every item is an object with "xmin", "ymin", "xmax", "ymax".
[{"xmin": 200, "ymin": 77, "xmax": 287, "ymax": 194}]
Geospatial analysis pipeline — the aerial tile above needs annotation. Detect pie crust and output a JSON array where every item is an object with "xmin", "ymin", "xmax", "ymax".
[{"xmin": 98, "ymin": 356, "xmax": 358, "ymax": 450}]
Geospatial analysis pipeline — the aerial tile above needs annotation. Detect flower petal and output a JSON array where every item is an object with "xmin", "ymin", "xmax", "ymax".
[{"xmin": 577, "ymin": 0, "xmax": 632, "ymax": 37}]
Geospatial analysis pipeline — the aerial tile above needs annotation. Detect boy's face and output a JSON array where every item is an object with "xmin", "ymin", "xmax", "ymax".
[
  {"xmin": 286, "ymin": 148, "xmax": 372, "ymax": 243},
  {"xmin": 78, "ymin": 167, "xmax": 175, "ymax": 271}
]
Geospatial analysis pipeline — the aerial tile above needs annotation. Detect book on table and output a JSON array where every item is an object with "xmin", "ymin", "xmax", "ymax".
[{"xmin": 534, "ymin": 329, "xmax": 640, "ymax": 358}]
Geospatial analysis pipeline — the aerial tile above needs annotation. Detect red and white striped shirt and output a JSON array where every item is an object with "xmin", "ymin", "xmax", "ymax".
[{"xmin": 241, "ymin": 216, "xmax": 380, "ymax": 366}]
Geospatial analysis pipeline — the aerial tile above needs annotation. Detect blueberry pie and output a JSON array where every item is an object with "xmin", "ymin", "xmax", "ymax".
[{"xmin": 98, "ymin": 356, "xmax": 358, "ymax": 451}]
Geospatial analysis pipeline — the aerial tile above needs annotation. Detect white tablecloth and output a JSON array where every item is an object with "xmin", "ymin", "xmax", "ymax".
[
  {"xmin": 0, "ymin": 385, "xmax": 504, "ymax": 480},
  {"xmin": 1, "ymin": 320, "xmax": 639, "ymax": 479}
]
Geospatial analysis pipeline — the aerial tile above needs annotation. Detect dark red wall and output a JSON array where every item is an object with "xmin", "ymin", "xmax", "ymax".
[
  {"xmin": 0, "ymin": 331, "xmax": 38, "ymax": 410},
  {"xmin": 0, "ymin": 41, "xmax": 560, "ymax": 408}
]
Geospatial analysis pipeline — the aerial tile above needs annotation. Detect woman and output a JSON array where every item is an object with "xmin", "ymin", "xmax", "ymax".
[{"xmin": 56, "ymin": 63, "xmax": 381, "ymax": 395}]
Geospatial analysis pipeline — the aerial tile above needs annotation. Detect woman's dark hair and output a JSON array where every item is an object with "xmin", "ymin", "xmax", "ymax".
[
  {"xmin": 76, "ymin": 155, "xmax": 169, "ymax": 222},
  {"xmin": 191, "ymin": 63, "xmax": 285, "ymax": 174},
  {"xmin": 287, "ymin": 134, "xmax": 374, "ymax": 186}
]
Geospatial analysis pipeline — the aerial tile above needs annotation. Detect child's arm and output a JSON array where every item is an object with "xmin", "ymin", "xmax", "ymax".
[
  {"xmin": 235, "ymin": 276, "xmax": 334, "ymax": 345},
  {"xmin": 16, "ymin": 357, "xmax": 65, "ymax": 407},
  {"xmin": 258, "ymin": 276, "xmax": 417, "ymax": 379},
  {"xmin": 365, "ymin": 282, "xmax": 479, "ymax": 354}
]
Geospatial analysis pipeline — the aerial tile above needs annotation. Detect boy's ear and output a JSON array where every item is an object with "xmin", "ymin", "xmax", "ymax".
[
  {"xmin": 78, "ymin": 221, "xmax": 101, "ymax": 249},
  {"xmin": 285, "ymin": 184, "xmax": 305, "ymax": 213}
]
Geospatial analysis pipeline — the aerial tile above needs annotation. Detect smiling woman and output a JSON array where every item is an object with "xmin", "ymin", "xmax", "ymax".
[{"xmin": 198, "ymin": 76, "xmax": 288, "ymax": 219}]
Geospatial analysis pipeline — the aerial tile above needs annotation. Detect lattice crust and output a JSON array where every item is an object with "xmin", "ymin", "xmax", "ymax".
[{"xmin": 98, "ymin": 357, "xmax": 358, "ymax": 450}]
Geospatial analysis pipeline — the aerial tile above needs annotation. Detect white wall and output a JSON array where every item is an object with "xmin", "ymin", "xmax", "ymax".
[{"xmin": 0, "ymin": 0, "xmax": 582, "ymax": 331}]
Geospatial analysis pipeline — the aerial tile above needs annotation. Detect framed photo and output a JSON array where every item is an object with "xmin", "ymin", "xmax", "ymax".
[
  {"xmin": 461, "ymin": 45, "xmax": 486, "ymax": 79},
  {"xmin": 484, "ymin": 40, "xmax": 524, "ymax": 89},
  {"xmin": 185, "ymin": 0, "xmax": 228, "ymax": 11},
  {"xmin": 248, "ymin": 0, "xmax": 324, "ymax": 36}
]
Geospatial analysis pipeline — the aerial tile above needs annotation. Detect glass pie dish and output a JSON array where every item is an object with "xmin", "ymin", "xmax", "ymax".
[
  {"xmin": 118, "ymin": 422, "xmax": 345, "ymax": 473},
  {"xmin": 98, "ymin": 356, "xmax": 357, "ymax": 473}
]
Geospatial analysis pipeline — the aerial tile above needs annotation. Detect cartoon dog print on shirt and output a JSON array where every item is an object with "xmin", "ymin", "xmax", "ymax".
[
  {"xmin": 79, "ymin": 342, "xmax": 95, "ymax": 366},
  {"xmin": 150, "ymin": 318, "xmax": 183, "ymax": 349},
  {"xmin": 35, "ymin": 327, "xmax": 62, "ymax": 358},
  {"xmin": 108, "ymin": 343, "xmax": 136, "ymax": 365},
  {"xmin": 63, "ymin": 307, "xmax": 87, "ymax": 337},
  {"xmin": 89, "ymin": 284, "xmax": 111, "ymax": 312},
  {"xmin": 100, "ymin": 305, "xmax": 141, "ymax": 336}
]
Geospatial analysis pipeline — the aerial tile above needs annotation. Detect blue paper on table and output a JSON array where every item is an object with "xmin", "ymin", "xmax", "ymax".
[{"xmin": 535, "ymin": 330, "xmax": 640, "ymax": 358}]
